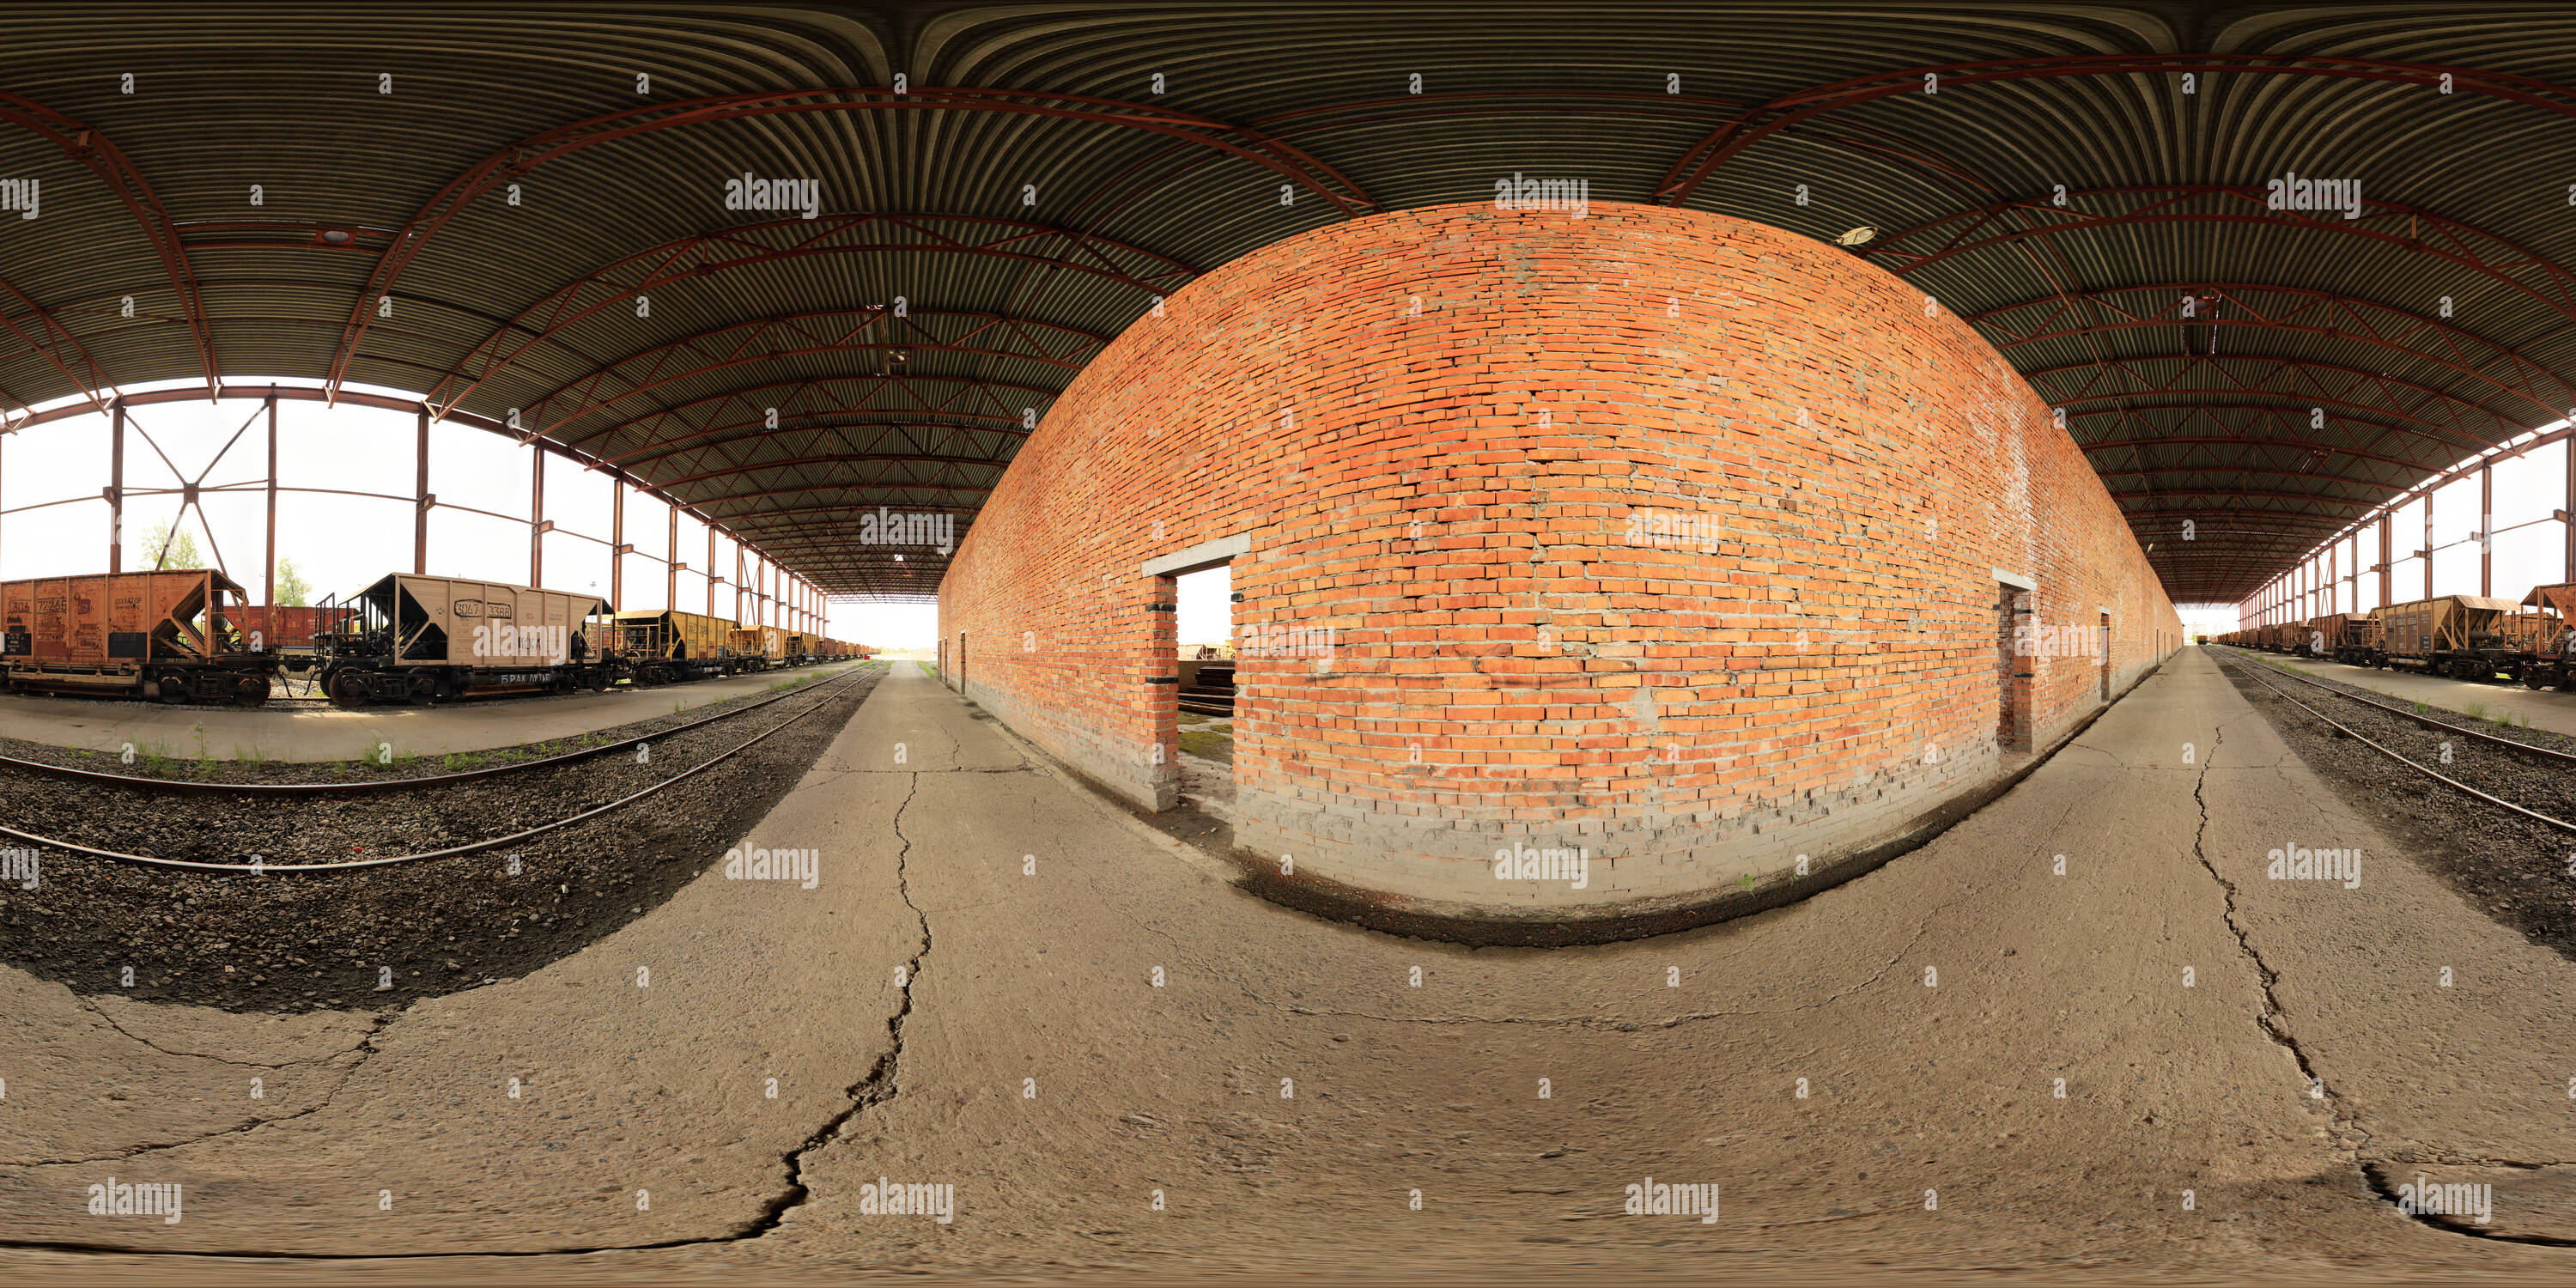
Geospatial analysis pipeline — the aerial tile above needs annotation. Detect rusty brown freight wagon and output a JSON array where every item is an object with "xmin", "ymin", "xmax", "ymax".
[
  {"xmin": 2372, "ymin": 594, "xmax": 2522, "ymax": 680},
  {"xmin": 2509, "ymin": 584, "xmax": 2576, "ymax": 690},
  {"xmin": 2298, "ymin": 613, "xmax": 2370, "ymax": 659},
  {"xmin": 0, "ymin": 569, "xmax": 280, "ymax": 704},
  {"xmin": 2326, "ymin": 611, "xmax": 2384, "ymax": 666},
  {"xmin": 221, "ymin": 604, "xmax": 353, "ymax": 652},
  {"xmin": 313, "ymin": 574, "xmax": 612, "ymax": 707},
  {"xmin": 726, "ymin": 625, "xmax": 785, "ymax": 671},
  {"xmin": 609, "ymin": 609, "xmax": 733, "ymax": 683}
]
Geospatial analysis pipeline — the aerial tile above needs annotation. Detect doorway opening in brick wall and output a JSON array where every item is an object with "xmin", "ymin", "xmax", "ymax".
[
  {"xmin": 1997, "ymin": 580, "xmax": 2034, "ymax": 754},
  {"xmin": 955, "ymin": 630, "xmax": 965, "ymax": 693},
  {"xmin": 1172, "ymin": 563, "xmax": 1237, "ymax": 821},
  {"xmin": 2099, "ymin": 611, "xmax": 2111, "ymax": 702}
]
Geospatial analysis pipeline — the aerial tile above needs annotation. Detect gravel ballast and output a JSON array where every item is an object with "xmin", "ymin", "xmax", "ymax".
[
  {"xmin": 2213, "ymin": 650, "xmax": 2576, "ymax": 961},
  {"xmin": 0, "ymin": 665, "xmax": 882, "ymax": 1013}
]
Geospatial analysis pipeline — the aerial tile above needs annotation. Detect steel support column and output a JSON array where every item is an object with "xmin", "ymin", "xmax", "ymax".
[
  {"xmin": 530, "ymin": 452, "xmax": 545, "ymax": 587},
  {"xmin": 264, "ymin": 397, "xmax": 277, "ymax": 607},
  {"xmin": 2424, "ymin": 501, "xmax": 2435, "ymax": 600},
  {"xmin": 2380, "ymin": 514, "xmax": 2392, "ymax": 610},
  {"xmin": 414, "ymin": 406, "xmax": 430, "ymax": 574},
  {"xmin": 2482, "ymin": 465, "xmax": 2494, "ymax": 598},
  {"xmin": 610, "ymin": 477, "xmax": 623, "ymax": 611},
  {"xmin": 667, "ymin": 505, "xmax": 678, "ymax": 614}
]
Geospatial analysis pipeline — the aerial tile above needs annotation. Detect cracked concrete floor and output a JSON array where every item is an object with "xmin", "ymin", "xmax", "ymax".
[{"xmin": 4, "ymin": 653, "xmax": 2576, "ymax": 1281}]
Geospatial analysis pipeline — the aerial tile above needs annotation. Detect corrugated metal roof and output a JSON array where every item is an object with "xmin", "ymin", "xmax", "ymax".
[{"xmin": 3, "ymin": 3, "xmax": 2573, "ymax": 599}]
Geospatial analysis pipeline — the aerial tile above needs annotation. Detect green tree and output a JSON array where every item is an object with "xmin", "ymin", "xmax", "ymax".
[
  {"xmin": 274, "ymin": 557, "xmax": 313, "ymax": 607},
  {"xmin": 142, "ymin": 519, "xmax": 203, "ymax": 570}
]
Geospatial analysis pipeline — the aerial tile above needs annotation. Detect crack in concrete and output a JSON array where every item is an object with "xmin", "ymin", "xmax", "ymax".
[
  {"xmin": 8, "ymin": 1012, "xmax": 390, "ymax": 1169},
  {"xmin": 2186, "ymin": 719, "xmax": 2360, "ymax": 1145},
  {"xmin": 2358, "ymin": 1161, "xmax": 2576, "ymax": 1248},
  {"xmin": 70, "ymin": 994, "xmax": 376, "ymax": 1071},
  {"xmin": 732, "ymin": 767, "xmax": 933, "ymax": 1241},
  {"xmin": 2196, "ymin": 686, "xmax": 2576, "ymax": 1249},
  {"xmin": 0, "ymin": 671, "xmax": 909, "ymax": 1261}
]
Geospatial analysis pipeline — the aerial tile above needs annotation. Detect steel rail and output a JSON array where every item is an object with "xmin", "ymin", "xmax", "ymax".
[
  {"xmin": 0, "ymin": 666, "xmax": 877, "ymax": 872},
  {"xmin": 0, "ymin": 665, "xmax": 876, "ymax": 794},
  {"xmin": 2211, "ymin": 647, "xmax": 2576, "ymax": 766},
  {"xmin": 2213, "ymin": 653, "xmax": 2576, "ymax": 835}
]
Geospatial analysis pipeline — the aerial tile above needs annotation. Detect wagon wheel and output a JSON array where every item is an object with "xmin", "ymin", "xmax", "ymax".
[
  {"xmin": 327, "ymin": 669, "xmax": 373, "ymax": 709},
  {"xmin": 2527, "ymin": 667, "xmax": 2553, "ymax": 690},
  {"xmin": 232, "ymin": 675, "xmax": 270, "ymax": 707},
  {"xmin": 156, "ymin": 671, "xmax": 191, "ymax": 705}
]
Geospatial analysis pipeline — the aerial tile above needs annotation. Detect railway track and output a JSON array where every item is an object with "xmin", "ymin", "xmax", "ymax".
[
  {"xmin": 0, "ymin": 667, "xmax": 869, "ymax": 795},
  {"xmin": 2212, "ymin": 647, "xmax": 2576, "ymax": 766},
  {"xmin": 2211, "ymin": 648, "xmax": 2576, "ymax": 835},
  {"xmin": 0, "ymin": 665, "xmax": 878, "ymax": 872}
]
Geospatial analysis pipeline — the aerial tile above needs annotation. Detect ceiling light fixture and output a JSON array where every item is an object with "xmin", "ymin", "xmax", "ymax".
[{"xmin": 1836, "ymin": 225, "xmax": 1877, "ymax": 247}]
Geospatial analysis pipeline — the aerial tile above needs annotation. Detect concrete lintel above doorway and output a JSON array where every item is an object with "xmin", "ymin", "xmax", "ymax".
[{"xmin": 1144, "ymin": 532, "xmax": 1251, "ymax": 579}]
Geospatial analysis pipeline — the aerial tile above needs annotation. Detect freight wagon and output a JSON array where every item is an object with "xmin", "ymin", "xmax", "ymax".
[
  {"xmin": 2297, "ymin": 613, "xmax": 2372, "ymax": 659},
  {"xmin": 2368, "ymin": 594, "xmax": 2522, "ymax": 680},
  {"xmin": 0, "ymin": 570, "xmax": 280, "ymax": 705},
  {"xmin": 222, "ymin": 604, "xmax": 353, "ymax": 652},
  {"xmin": 606, "ymin": 609, "xmax": 735, "ymax": 684},
  {"xmin": 726, "ymin": 626, "xmax": 785, "ymax": 672},
  {"xmin": 313, "ymin": 574, "xmax": 612, "ymax": 707},
  {"xmin": 2327, "ymin": 611, "xmax": 2385, "ymax": 666},
  {"xmin": 2509, "ymin": 584, "xmax": 2576, "ymax": 690}
]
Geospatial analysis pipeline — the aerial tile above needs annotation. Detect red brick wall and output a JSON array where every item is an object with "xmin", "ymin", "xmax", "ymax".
[{"xmin": 939, "ymin": 202, "xmax": 2181, "ymax": 912}]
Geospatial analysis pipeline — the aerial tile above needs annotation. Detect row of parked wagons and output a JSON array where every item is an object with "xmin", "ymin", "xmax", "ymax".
[
  {"xmin": 0, "ymin": 569, "xmax": 868, "ymax": 708},
  {"xmin": 2215, "ymin": 583, "xmax": 2576, "ymax": 688}
]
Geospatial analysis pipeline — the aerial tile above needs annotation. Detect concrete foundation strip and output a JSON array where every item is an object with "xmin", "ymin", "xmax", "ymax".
[{"xmin": 0, "ymin": 666, "xmax": 879, "ymax": 872}]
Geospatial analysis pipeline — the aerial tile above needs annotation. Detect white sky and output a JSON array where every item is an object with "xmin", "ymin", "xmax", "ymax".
[
  {"xmin": 1176, "ymin": 564, "xmax": 1230, "ymax": 648},
  {"xmin": 0, "ymin": 378, "xmax": 939, "ymax": 647},
  {"xmin": 2250, "ymin": 425, "xmax": 2571, "ymax": 626}
]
